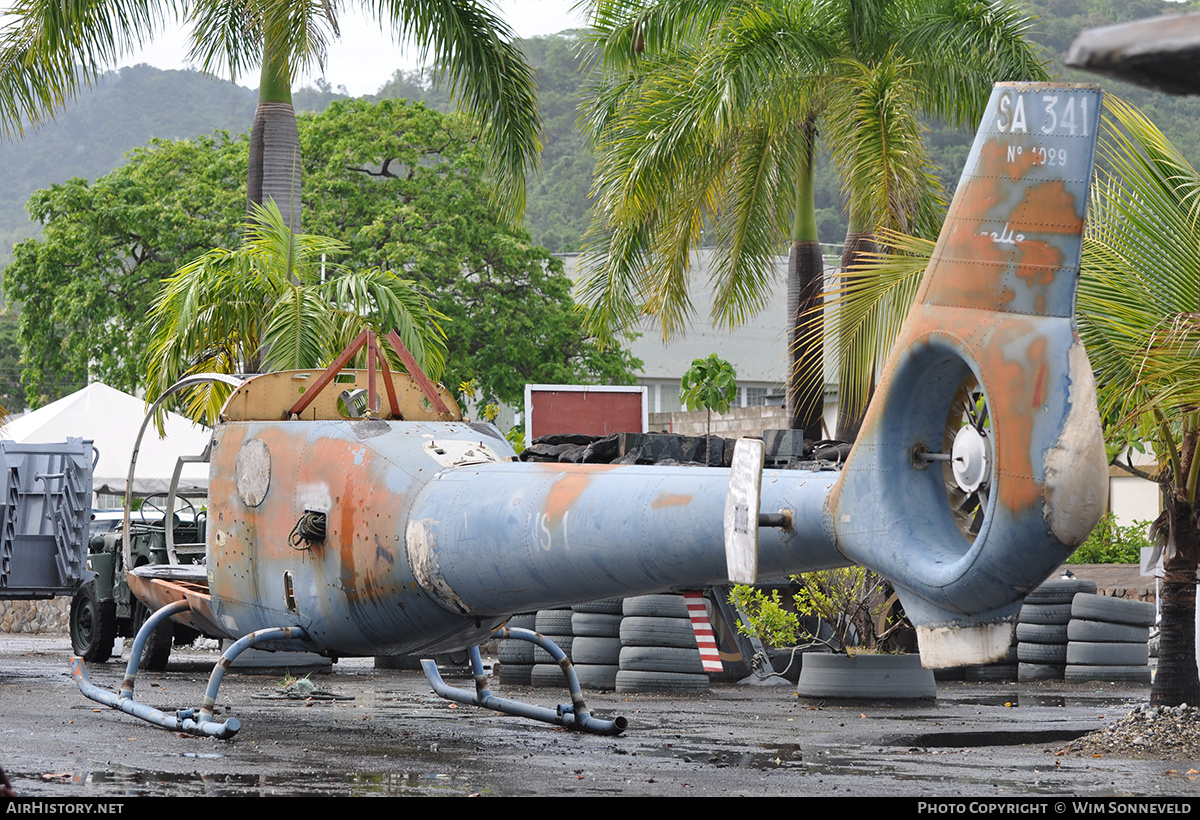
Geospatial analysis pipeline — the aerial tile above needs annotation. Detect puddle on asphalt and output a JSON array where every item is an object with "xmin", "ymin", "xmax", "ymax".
[
  {"xmin": 948, "ymin": 694, "xmax": 1139, "ymax": 709},
  {"xmin": 18, "ymin": 766, "xmax": 485, "ymax": 797},
  {"xmin": 625, "ymin": 738, "xmax": 1078, "ymax": 793}
]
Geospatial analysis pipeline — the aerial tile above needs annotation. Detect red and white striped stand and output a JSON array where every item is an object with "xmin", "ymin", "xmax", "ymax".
[{"xmin": 683, "ymin": 590, "xmax": 724, "ymax": 673}]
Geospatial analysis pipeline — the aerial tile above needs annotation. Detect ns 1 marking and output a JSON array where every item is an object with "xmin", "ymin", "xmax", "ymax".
[
  {"xmin": 536, "ymin": 510, "xmax": 570, "ymax": 551},
  {"xmin": 996, "ymin": 92, "xmax": 1089, "ymax": 137}
]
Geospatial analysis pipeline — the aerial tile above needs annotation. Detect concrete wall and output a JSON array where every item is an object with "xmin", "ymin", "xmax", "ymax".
[{"xmin": 649, "ymin": 406, "xmax": 789, "ymax": 438}]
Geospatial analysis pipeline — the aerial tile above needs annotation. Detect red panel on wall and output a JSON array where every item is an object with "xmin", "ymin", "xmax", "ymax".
[{"xmin": 526, "ymin": 386, "xmax": 647, "ymax": 440}]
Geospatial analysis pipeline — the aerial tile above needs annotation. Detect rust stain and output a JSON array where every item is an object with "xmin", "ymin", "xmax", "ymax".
[
  {"xmin": 545, "ymin": 470, "xmax": 592, "ymax": 525},
  {"xmin": 1011, "ymin": 180, "xmax": 1083, "ymax": 235},
  {"xmin": 1029, "ymin": 337, "xmax": 1048, "ymax": 408},
  {"xmin": 652, "ymin": 493, "xmax": 693, "ymax": 509},
  {"xmin": 922, "ymin": 141, "xmax": 1076, "ymax": 316}
]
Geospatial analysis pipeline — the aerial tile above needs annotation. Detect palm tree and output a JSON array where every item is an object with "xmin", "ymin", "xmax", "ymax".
[
  {"xmin": 1078, "ymin": 97, "xmax": 1200, "ymax": 707},
  {"xmin": 144, "ymin": 201, "xmax": 448, "ymax": 424},
  {"xmin": 0, "ymin": 0, "xmax": 541, "ymax": 229},
  {"xmin": 824, "ymin": 97, "xmax": 1200, "ymax": 705},
  {"xmin": 579, "ymin": 0, "xmax": 1046, "ymax": 437}
]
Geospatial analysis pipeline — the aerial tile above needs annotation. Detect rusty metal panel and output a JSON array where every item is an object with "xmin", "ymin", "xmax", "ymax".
[{"xmin": 220, "ymin": 369, "xmax": 461, "ymax": 423}]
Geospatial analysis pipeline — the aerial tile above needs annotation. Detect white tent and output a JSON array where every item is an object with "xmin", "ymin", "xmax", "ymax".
[{"xmin": 2, "ymin": 383, "xmax": 211, "ymax": 496}]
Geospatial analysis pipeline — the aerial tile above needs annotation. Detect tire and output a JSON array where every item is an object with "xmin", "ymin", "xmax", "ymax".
[
  {"xmin": 1019, "ymin": 603, "xmax": 1073, "ymax": 625},
  {"xmin": 573, "ymin": 600, "xmax": 624, "ymax": 615},
  {"xmin": 964, "ymin": 664, "xmax": 1018, "ymax": 682},
  {"xmin": 1017, "ymin": 642, "xmax": 1068, "ymax": 664},
  {"xmin": 1071, "ymin": 594, "xmax": 1155, "ymax": 627},
  {"xmin": 1018, "ymin": 662, "xmax": 1065, "ymax": 681},
  {"xmin": 571, "ymin": 612, "xmax": 623, "ymax": 638},
  {"xmin": 572, "ymin": 664, "xmax": 619, "ymax": 690},
  {"xmin": 616, "ymin": 670, "xmax": 709, "ymax": 694},
  {"xmin": 572, "ymin": 637, "xmax": 622, "ymax": 665},
  {"xmin": 620, "ymin": 617, "xmax": 698, "ymax": 649},
  {"xmin": 70, "ymin": 582, "xmax": 117, "ymax": 663},
  {"xmin": 498, "ymin": 638, "xmax": 536, "ymax": 664},
  {"xmin": 533, "ymin": 636, "xmax": 573, "ymax": 664},
  {"xmin": 496, "ymin": 662, "xmax": 532, "ymax": 686},
  {"xmin": 1015, "ymin": 623, "xmax": 1069, "ymax": 644},
  {"xmin": 535, "ymin": 609, "xmax": 574, "ymax": 635},
  {"xmin": 506, "ymin": 613, "xmax": 536, "ymax": 630},
  {"xmin": 531, "ymin": 663, "xmax": 568, "ymax": 688},
  {"xmin": 796, "ymin": 653, "xmax": 936, "ymax": 700},
  {"xmin": 623, "ymin": 594, "xmax": 691, "ymax": 618},
  {"xmin": 172, "ymin": 625, "xmax": 203, "ymax": 647},
  {"xmin": 619, "ymin": 646, "xmax": 706, "ymax": 674},
  {"xmin": 1065, "ymin": 665, "xmax": 1152, "ymax": 684},
  {"xmin": 1068, "ymin": 619, "xmax": 1149, "ymax": 644},
  {"xmin": 1025, "ymin": 579, "xmax": 1098, "ymax": 604},
  {"xmin": 1066, "ymin": 641, "xmax": 1149, "ymax": 667},
  {"xmin": 132, "ymin": 601, "xmax": 173, "ymax": 671}
]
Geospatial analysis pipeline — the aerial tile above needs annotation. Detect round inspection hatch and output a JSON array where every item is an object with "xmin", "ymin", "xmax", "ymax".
[{"xmin": 235, "ymin": 438, "xmax": 271, "ymax": 507}]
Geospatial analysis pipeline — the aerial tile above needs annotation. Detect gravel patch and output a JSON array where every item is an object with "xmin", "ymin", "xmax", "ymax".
[{"xmin": 1061, "ymin": 703, "xmax": 1200, "ymax": 762}]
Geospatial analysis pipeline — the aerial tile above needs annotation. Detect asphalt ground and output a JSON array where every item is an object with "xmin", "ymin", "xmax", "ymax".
[{"xmin": 1, "ymin": 634, "xmax": 1198, "ymax": 798}]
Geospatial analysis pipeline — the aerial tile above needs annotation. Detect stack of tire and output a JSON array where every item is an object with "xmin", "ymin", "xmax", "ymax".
[
  {"xmin": 568, "ymin": 600, "xmax": 625, "ymax": 690},
  {"xmin": 531, "ymin": 607, "xmax": 576, "ymax": 687},
  {"xmin": 1065, "ymin": 594, "xmax": 1154, "ymax": 684},
  {"xmin": 616, "ymin": 594, "xmax": 709, "ymax": 694},
  {"xmin": 962, "ymin": 636, "xmax": 1019, "ymax": 682},
  {"xmin": 1017, "ymin": 578, "xmax": 1098, "ymax": 682},
  {"xmin": 496, "ymin": 612, "xmax": 537, "ymax": 686}
]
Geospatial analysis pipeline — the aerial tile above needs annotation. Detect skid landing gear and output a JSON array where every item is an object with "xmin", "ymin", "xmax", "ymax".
[
  {"xmin": 71, "ymin": 600, "xmax": 310, "ymax": 739},
  {"xmin": 421, "ymin": 627, "xmax": 628, "ymax": 736}
]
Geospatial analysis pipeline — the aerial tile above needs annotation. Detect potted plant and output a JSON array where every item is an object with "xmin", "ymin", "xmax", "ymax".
[{"xmin": 731, "ymin": 568, "xmax": 936, "ymax": 699}]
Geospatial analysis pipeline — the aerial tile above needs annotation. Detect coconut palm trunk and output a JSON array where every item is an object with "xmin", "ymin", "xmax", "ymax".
[
  {"xmin": 1155, "ymin": 526, "xmax": 1200, "ymax": 705},
  {"xmin": 787, "ymin": 119, "xmax": 825, "ymax": 439},
  {"xmin": 248, "ymin": 39, "xmax": 301, "ymax": 234},
  {"xmin": 1153, "ymin": 450, "xmax": 1200, "ymax": 706}
]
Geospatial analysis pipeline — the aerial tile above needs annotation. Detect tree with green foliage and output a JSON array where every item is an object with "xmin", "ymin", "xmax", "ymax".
[
  {"xmin": 2, "ymin": 134, "xmax": 246, "ymax": 405},
  {"xmin": 1076, "ymin": 97, "xmax": 1200, "ymax": 707},
  {"xmin": 580, "ymin": 0, "xmax": 1047, "ymax": 440},
  {"xmin": 299, "ymin": 98, "xmax": 639, "ymax": 407},
  {"xmin": 2, "ymin": 99, "xmax": 638, "ymax": 410},
  {"xmin": 144, "ymin": 200, "xmax": 447, "ymax": 423},
  {"xmin": 679, "ymin": 353, "xmax": 737, "ymax": 463},
  {"xmin": 0, "ymin": 0, "xmax": 541, "ymax": 230}
]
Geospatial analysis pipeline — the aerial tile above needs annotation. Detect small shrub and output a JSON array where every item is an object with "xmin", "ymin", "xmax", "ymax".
[
  {"xmin": 1067, "ymin": 512, "xmax": 1150, "ymax": 564},
  {"xmin": 728, "ymin": 585, "xmax": 800, "ymax": 649}
]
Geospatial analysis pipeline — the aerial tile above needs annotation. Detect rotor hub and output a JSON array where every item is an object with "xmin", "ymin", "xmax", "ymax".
[{"xmin": 951, "ymin": 425, "xmax": 990, "ymax": 494}]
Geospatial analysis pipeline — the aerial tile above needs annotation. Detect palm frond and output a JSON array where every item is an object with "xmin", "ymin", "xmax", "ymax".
[
  {"xmin": 1078, "ymin": 96, "xmax": 1200, "ymax": 493},
  {"xmin": 0, "ymin": 0, "xmax": 173, "ymax": 137},
  {"xmin": 894, "ymin": 0, "xmax": 1049, "ymax": 127},
  {"xmin": 371, "ymin": 0, "xmax": 541, "ymax": 222},
  {"xmin": 823, "ymin": 53, "xmax": 946, "ymax": 234},
  {"xmin": 319, "ymin": 267, "xmax": 448, "ymax": 379},
  {"xmin": 794, "ymin": 229, "xmax": 931, "ymax": 421}
]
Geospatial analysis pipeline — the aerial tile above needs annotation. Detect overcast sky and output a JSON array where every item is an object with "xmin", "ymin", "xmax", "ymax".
[{"xmin": 115, "ymin": 1, "xmax": 587, "ymax": 97}]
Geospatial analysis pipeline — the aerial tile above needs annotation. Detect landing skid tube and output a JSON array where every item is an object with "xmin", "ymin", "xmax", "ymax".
[
  {"xmin": 421, "ymin": 627, "xmax": 628, "ymax": 736},
  {"xmin": 71, "ymin": 601, "xmax": 310, "ymax": 739}
]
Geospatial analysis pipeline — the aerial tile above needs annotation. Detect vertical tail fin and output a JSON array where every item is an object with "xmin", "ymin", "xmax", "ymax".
[{"xmin": 831, "ymin": 83, "xmax": 1108, "ymax": 667}]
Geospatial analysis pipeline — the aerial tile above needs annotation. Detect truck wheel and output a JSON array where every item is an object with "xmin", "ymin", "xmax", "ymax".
[
  {"xmin": 132, "ymin": 602, "xmax": 173, "ymax": 671},
  {"xmin": 70, "ymin": 582, "xmax": 116, "ymax": 663}
]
